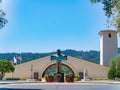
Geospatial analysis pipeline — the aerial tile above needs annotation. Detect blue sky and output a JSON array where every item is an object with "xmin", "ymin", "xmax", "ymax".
[{"xmin": 0, "ymin": 0, "xmax": 120, "ymax": 53}]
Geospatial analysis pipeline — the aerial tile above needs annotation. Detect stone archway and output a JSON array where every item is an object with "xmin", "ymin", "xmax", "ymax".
[{"xmin": 42, "ymin": 63, "xmax": 75, "ymax": 77}]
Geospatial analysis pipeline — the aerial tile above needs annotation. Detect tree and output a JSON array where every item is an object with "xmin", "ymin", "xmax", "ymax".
[
  {"xmin": 108, "ymin": 68, "xmax": 116, "ymax": 79},
  {"xmin": 108, "ymin": 54, "xmax": 120, "ymax": 79},
  {"xmin": 0, "ymin": 0, "xmax": 8, "ymax": 30},
  {"xmin": 90, "ymin": 0, "xmax": 120, "ymax": 33},
  {"xmin": 0, "ymin": 60, "xmax": 15, "ymax": 80},
  {"xmin": 110, "ymin": 54, "xmax": 120, "ymax": 69}
]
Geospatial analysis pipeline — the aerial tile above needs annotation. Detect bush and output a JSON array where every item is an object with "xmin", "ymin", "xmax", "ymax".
[
  {"xmin": 108, "ymin": 68, "xmax": 116, "ymax": 79},
  {"xmin": 74, "ymin": 75, "xmax": 80, "ymax": 81},
  {"xmin": 45, "ymin": 74, "xmax": 54, "ymax": 78},
  {"xmin": 65, "ymin": 74, "xmax": 74, "ymax": 78},
  {"xmin": 108, "ymin": 54, "xmax": 120, "ymax": 79},
  {"xmin": 20, "ymin": 77, "xmax": 27, "ymax": 80},
  {"xmin": 115, "ymin": 69, "xmax": 120, "ymax": 78},
  {"xmin": 56, "ymin": 74, "xmax": 62, "ymax": 77},
  {"xmin": 6, "ymin": 78, "xmax": 20, "ymax": 80},
  {"xmin": 116, "ymin": 78, "xmax": 120, "ymax": 82},
  {"xmin": 38, "ymin": 76, "xmax": 42, "ymax": 81},
  {"xmin": 92, "ymin": 78, "xmax": 108, "ymax": 80}
]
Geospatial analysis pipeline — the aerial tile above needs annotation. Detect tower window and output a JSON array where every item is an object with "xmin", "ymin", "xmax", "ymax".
[{"xmin": 108, "ymin": 33, "xmax": 112, "ymax": 38}]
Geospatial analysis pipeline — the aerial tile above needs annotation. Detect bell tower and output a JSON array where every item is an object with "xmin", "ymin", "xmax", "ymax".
[{"xmin": 99, "ymin": 30, "xmax": 118, "ymax": 66}]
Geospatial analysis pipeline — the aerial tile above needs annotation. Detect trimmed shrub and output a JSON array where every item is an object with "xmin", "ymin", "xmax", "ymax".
[
  {"xmin": 74, "ymin": 75, "xmax": 80, "ymax": 81},
  {"xmin": 6, "ymin": 78, "xmax": 20, "ymax": 80},
  {"xmin": 115, "ymin": 69, "xmax": 120, "ymax": 78},
  {"xmin": 116, "ymin": 78, "xmax": 120, "ymax": 82},
  {"xmin": 108, "ymin": 68, "xmax": 116, "ymax": 79},
  {"xmin": 20, "ymin": 77, "xmax": 27, "ymax": 80},
  {"xmin": 38, "ymin": 76, "xmax": 42, "ymax": 81},
  {"xmin": 92, "ymin": 78, "xmax": 108, "ymax": 80},
  {"xmin": 108, "ymin": 54, "xmax": 120, "ymax": 79}
]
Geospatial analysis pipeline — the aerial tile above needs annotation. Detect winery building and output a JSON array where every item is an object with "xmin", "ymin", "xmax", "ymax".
[{"xmin": 5, "ymin": 30, "xmax": 118, "ymax": 79}]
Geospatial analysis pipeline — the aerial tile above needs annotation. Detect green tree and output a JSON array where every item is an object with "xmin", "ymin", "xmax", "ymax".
[
  {"xmin": 90, "ymin": 0, "xmax": 120, "ymax": 33},
  {"xmin": 115, "ymin": 69, "xmax": 120, "ymax": 78},
  {"xmin": 0, "ymin": 60, "xmax": 15, "ymax": 80},
  {"xmin": 108, "ymin": 68, "xmax": 116, "ymax": 79},
  {"xmin": 108, "ymin": 54, "xmax": 120, "ymax": 79},
  {"xmin": 110, "ymin": 58, "xmax": 116, "ymax": 68},
  {"xmin": 110, "ymin": 54, "xmax": 120, "ymax": 69}
]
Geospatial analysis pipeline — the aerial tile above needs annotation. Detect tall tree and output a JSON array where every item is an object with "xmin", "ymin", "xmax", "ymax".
[
  {"xmin": 0, "ymin": 0, "xmax": 8, "ymax": 30},
  {"xmin": 108, "ymin": 54, "xmax": 120, "ymax": 79},
  {"xmin": 90, "ymin": 0, "xmax": 120, "ymax": 33},
  {"xmin": 0, "ymin": 60, "xmax": 15, "ymax": 80}
]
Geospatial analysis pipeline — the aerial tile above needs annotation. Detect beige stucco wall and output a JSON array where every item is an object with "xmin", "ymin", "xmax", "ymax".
[
  {"xmin": 99, "ymin": 30, "xmax": 118, "ymax": 66},
  {"xmin": 5, "ymin": 55, "xmax": 109, "ymax": 79}
]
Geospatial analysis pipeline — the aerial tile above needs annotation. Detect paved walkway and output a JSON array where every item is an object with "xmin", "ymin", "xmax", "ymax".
[
  {"xmin": 0, "ymin": 80, "xmax": 120, "ymax": 84},
  {"xmin": 0, "ymin": 80, "xmax": 120, "ymax": 90}
]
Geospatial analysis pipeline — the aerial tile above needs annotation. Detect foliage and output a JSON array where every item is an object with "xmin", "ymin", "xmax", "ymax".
[
  {"xmin": 91, "ymin": 0, "xmax": 113, "ymax": 17},
  {"xmin": 0, "ymin": 52, "xmax": 55, "ymax": 64},
  {"xmin": 74, "ymin": 75, "xmax": 81, "ymax": 81},
  {"xmin": 0, "ymin": 59, "xmax": 15, "ymax": 80},
  {"xmin": 6, "ymin": 78, "xmax": 20, "ymax": 80},
  {"xmin": 45, "ymin": 73, "xmax": 54, "ymax": 78},
  {"xmin": 92, "ymin": 78, "xmax": 108, "ymax": 80},
  {"xmin": 65, "ymin": 74, "xmax": 74, "ymax": 78},
  {"xmin": 110, "ymin": 54, "xmax": 120, "ymax": 69},
  {"xmin": 90, "ymin": 0, "xmax": 120, "ymax": 32},
  {"xmin": 44, "ymin": 64, "xmax": 74, "ymax": 76},
  {"xmin": 115, "ymin": 69, "xmax": 120, "ymax": 78},
  {"xmin": 56, "ymin": 73, "xmax": 62, "ymax": 77},
  {"xmin": 38, "ymin": 76, "xmax": 42, "ymax": 81},
  {"xmin": 108, "ymin": 54, "xmax": 120, "ymax": 79},
  {"xmin": 108, "ymin": 68, "xmax": 116, "ymax": 79},
  {"xmin": 0, "ymin": 48, "xmax": 119, "ymax": 64},
  {"xmin": 20, "ymin": 77, "xmax": 27, "ymax": 80},
  {"xmin": 110, "ymin": 57, "xmax": 116, "ymax": 68},
  {"xmin": 116, "ymin": 78, "xmax": 120, "ymax": 82},
  {"xmin": 62, "ymin": 49, "xmax": 100, "ymax": 64},
  {"xmin": 0, "ymin": 8, "xmax": 8, "ymax": 29}
]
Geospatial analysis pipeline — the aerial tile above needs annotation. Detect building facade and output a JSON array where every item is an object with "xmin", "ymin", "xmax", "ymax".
[
  {"xmin": 5, "ymin": 55, "xmax": 109, "ymax": 79},
  {"xmin": 5, "ymin": 30, "xmax": 119, "ymax": 79}
]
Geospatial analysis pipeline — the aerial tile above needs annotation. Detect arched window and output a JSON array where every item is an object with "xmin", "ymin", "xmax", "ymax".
[
  {"xmin": 108, "ymin": 33, "xmax": 111, "ymax": 38},
  {"xmin": 42, "ymin": 64, "xmax": 74, "ymax": 77}
]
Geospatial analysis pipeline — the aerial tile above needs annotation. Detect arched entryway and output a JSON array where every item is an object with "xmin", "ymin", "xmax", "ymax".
[{"xmin": 42, "ymin": 64, "xmax": 75, "ymax": 77}]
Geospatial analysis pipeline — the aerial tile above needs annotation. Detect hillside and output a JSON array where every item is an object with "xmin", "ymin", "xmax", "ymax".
[
  {"xmin": 62, "ymin": 49, "xmax": 100, "ymax": 64},
  {"xmin": 0, "ymin": 48, "xmax": 120, "ymax": 64}
]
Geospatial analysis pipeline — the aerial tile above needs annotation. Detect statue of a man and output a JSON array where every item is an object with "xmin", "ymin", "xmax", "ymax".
[{"xmin": 57, "ymin": 49, "xmax": 61, "ymax": 56}]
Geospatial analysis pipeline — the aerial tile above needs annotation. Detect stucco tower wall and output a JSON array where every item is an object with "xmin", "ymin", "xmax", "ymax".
[{"xmin": 99, "ymin": 30, "xmax": 118, "ymax": 66}]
